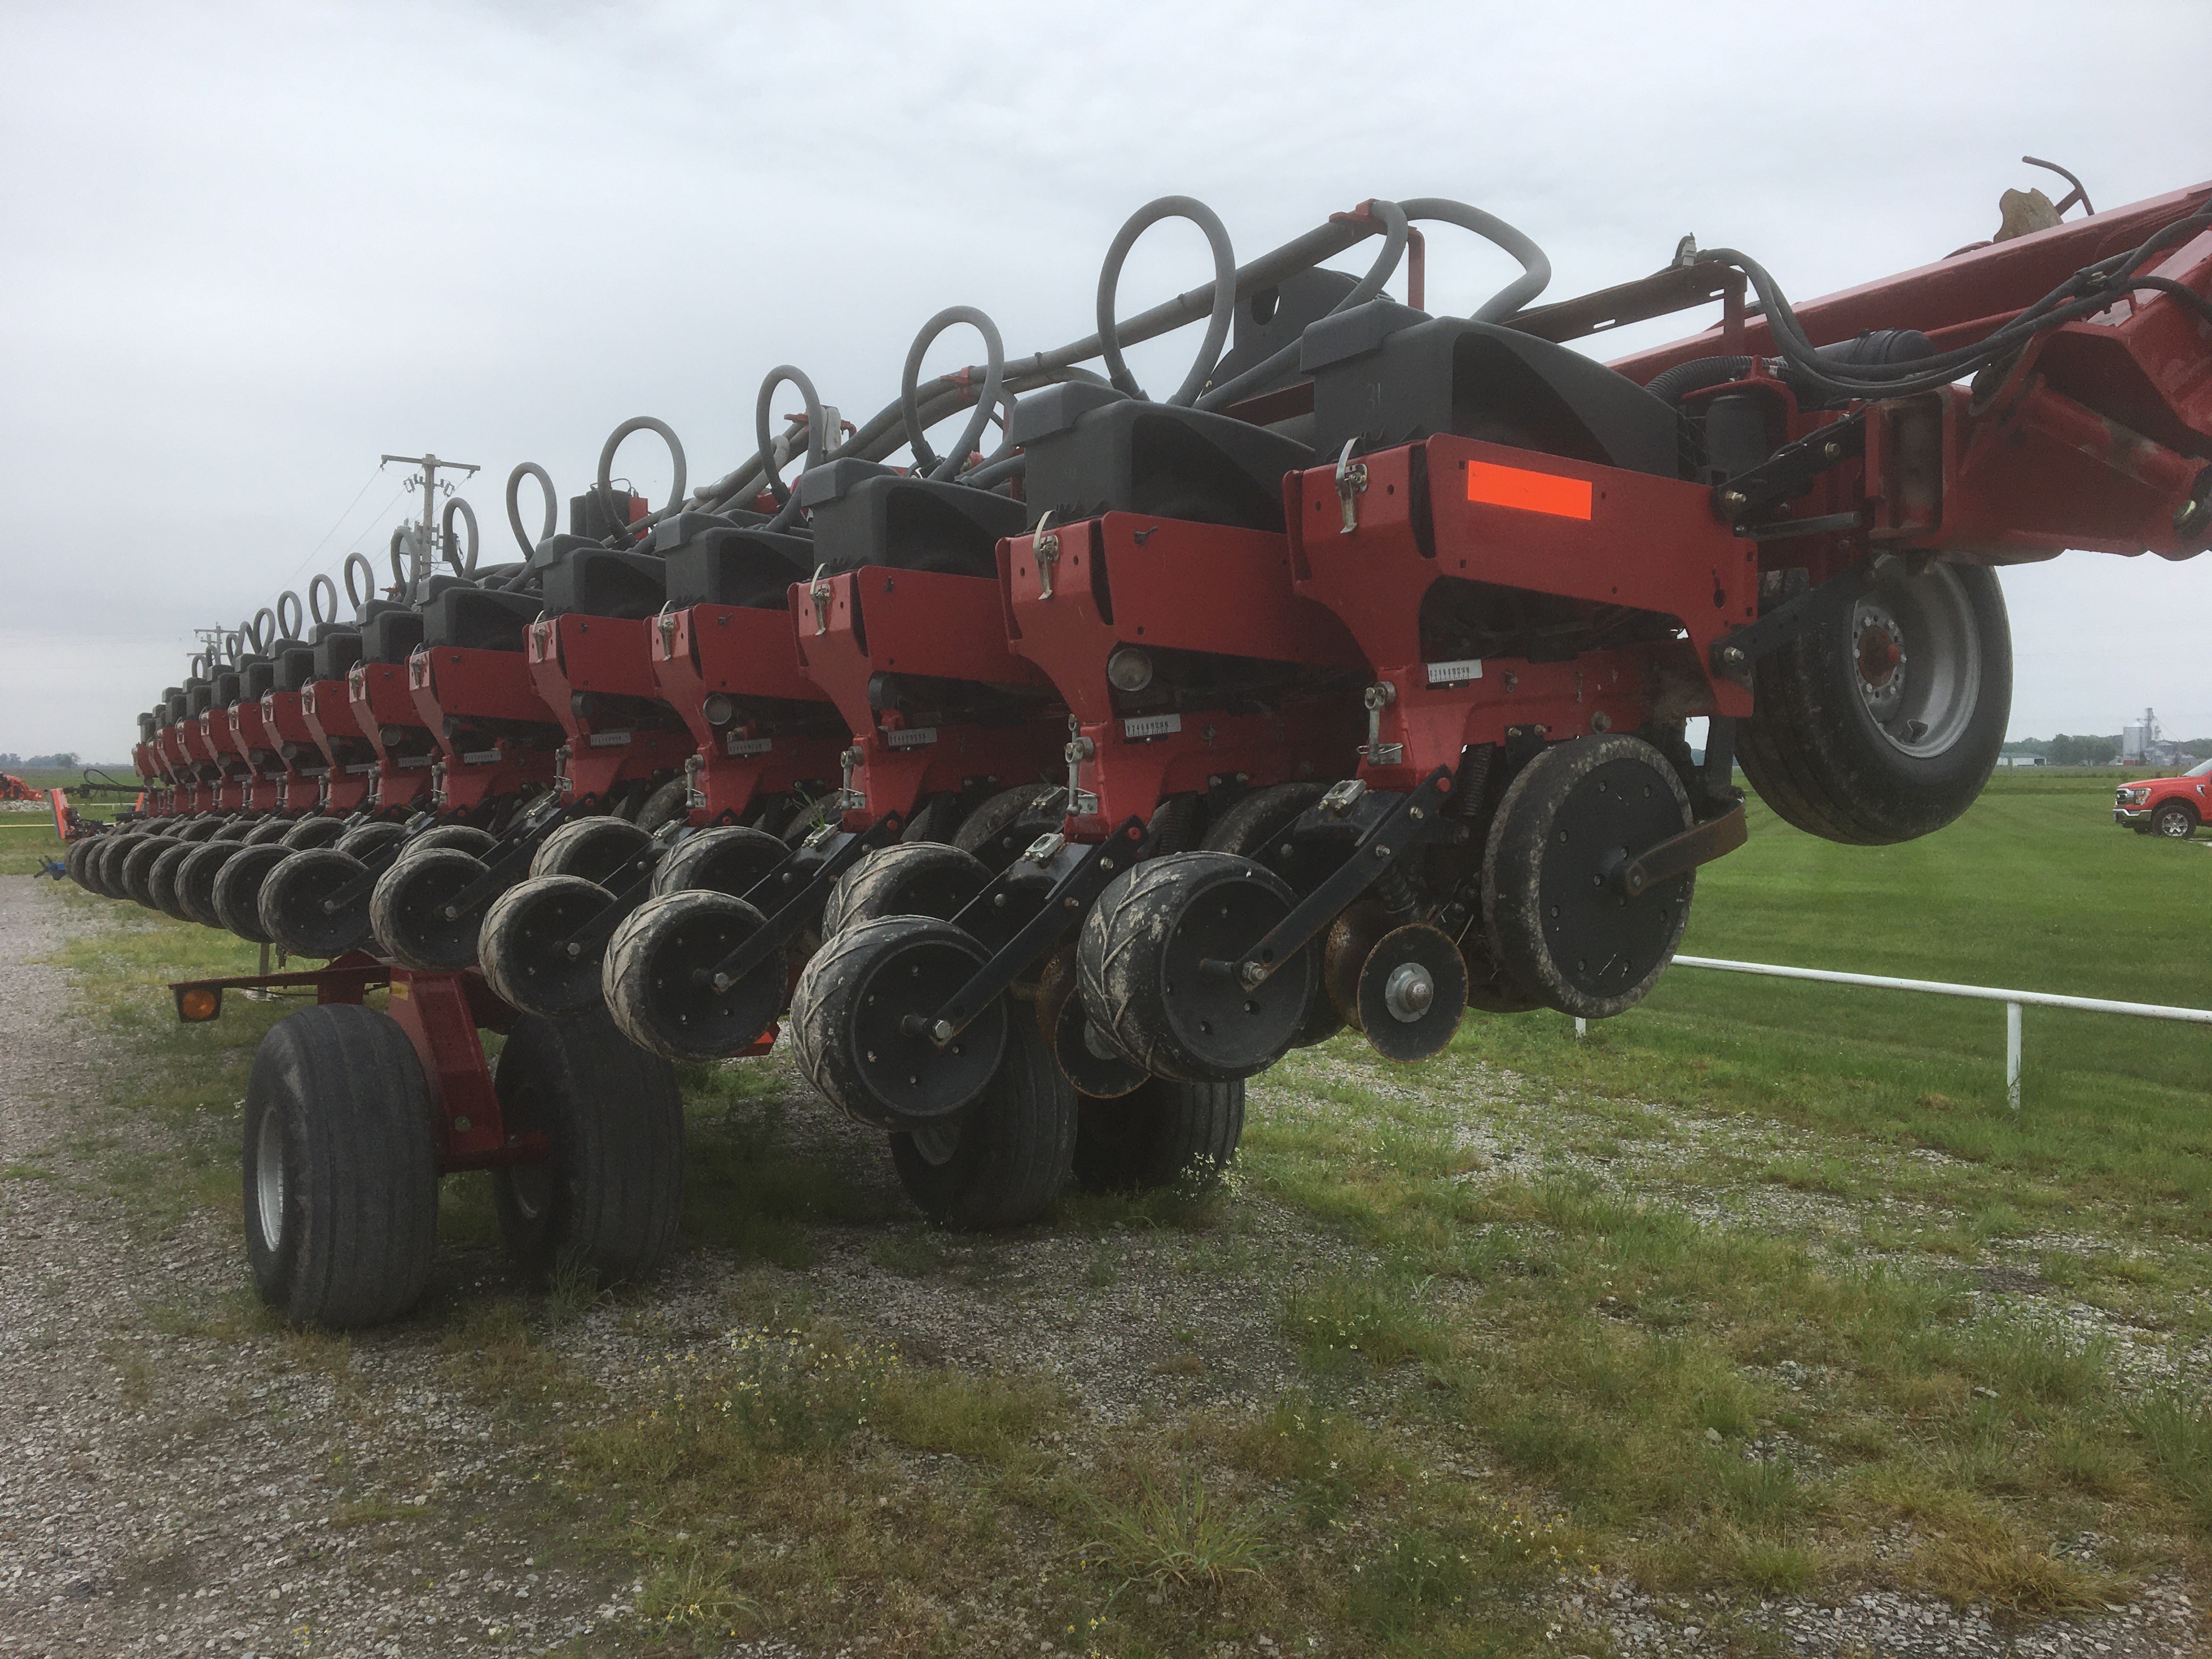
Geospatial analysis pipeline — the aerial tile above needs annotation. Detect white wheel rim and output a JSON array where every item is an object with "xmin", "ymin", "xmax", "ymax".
[
  {"xmin": 254, "ymin": 1108, "xmax": 286, "ymax": 1250},
  {"xmin": 1850, "ymin": 562, "xmax": 1981, "ymax": 760}
]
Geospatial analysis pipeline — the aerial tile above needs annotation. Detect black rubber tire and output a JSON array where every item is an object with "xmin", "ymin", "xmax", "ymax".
[
  {"xmin": 788, "ymin": 914, "xmax": 1010, "ymax": 1130},
  {"xmin": 1737, "ymin": 560, "xmax": 2010, "ymax": 845},
  {"xmin": 64, "ymin": 838, "xmax": 98, "ymax": 890},
  {"xmin": 952, "ymin": 782, "xmax": 1062, "ymax": 869},
  {"xmin": 1482, "ymin": 735, "xmax": 1693, "ymax": 1020},
  {"xmin": 532, "ymin": 816, "xmax": 652, "ymax": 884},
  {"xmin": 2152, "ymin": 801, "xmax": 2199, "ymax": 840},
  {"xmin": 479, "ymin": 874, "xmax": 618, "ymax": 1017},
  {"xmin": 212, "ymin": 816, "xmax": 258, "ymax": 843},
  {"xmin": 1071, "ymin": 1076, "xmax": 1244, "ymax": 1193},
  {"xmin": 901, "ymin": 791, "xmax": 964, "ymax": 845},
  {"xmin": 280, "ymin": 816, "xmax": 349, "ymax": 850},
  {"xmin": 490, "ymin": 1009, "xmax": 685, "ymax": 1283},
  {"xmin": 649, "ymin": 824, "xmax": 787, "ymax": 901},
  {"xmin": 258, "ymin": 847, "xmax": 374, "ymax": 958},
  {"xmin": 1075, "ymin": 851, "xmax": 1314, "ymax": 1083},
  {"xmin": 244, "ymin": 815, "xmax": 297, "ymax": 845},
  {"xmin": 819, "ymin": 842, "xmax": 992, "ymax": 940},
  {"xmin": 370, "ymin": 848, "xmax": 495, "ymax": 972},
  {"xmin": 120, "ymin": 836, "xmax": 172, "ymax": 907},
  {"xmin": 602, "ymin": 889, "xmax": 783, "ymax": 1062},
  {"xmin": 176, "ymin": 839, "xmax": 247, "ymax": 927},
  {"xmin": 212, "ymin": 844, "xmax": 294, "ymax": 944},
  {"xmin": 336, "ymin": 821, "xmax": 405, "ymax": 861},
  {"xmin": 149, "ymin": 842, "xmax": 199, "ymax": 919},
  {"xmin": 1201, "ymin": 781, "xmax": 1327, "ymax": 863},
  {"xmin": 634, "ymin": 778, "xmax": 690, "ymax": 836},
  {"xmin": 887, "ymin": 1012, "xmax": 1075, "ymax": 1229},
  {"xmin": 93, "ymin": 833, "xmax": 151, "ymax": 899},
  {"xmin": 242, "ymin": 1004, "xmax": 438, "ymax": 1330},
  {"xmin": 396, "ymin": 824, "xmax": 498, "ymax": 862}
]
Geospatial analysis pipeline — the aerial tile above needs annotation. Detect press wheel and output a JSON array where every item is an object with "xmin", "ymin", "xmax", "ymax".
[
  {"xmin": 533, "ymin": 815, "xmax": 652, "ymax": 884},
  {"xmin": 212, "ymin": 844, "xmax": 294, "ymax": 943},
  {"xmin": 176, "ymin": 840, "xmax": 248, "ymax": 927},
  {"xmin": 1482, "ymin": 735, "xmax": 1694, "ymax": 1020},
  {"xmin": 279, "ymin": 816, "xmax": 349, "ymax": 850},
  {"xmin": 649, "ymin": 824, "xmax": 787, "ymax": 901},
  {"xmin": 787, "ymin": 915, "xmax": 1008, "ymax": 1132},
  {"xmin": 602, "ymin": 889, "xmax": 785, "ymax": 1062},
  {"xmin": 257, "ymin": 847, "xmax": 375, "ymax": 958},
  {"xmin": 479, "ymin": 875, "xmax": 619, "ymax": 1017},
  {"xmin": 370, "ymin": 848, "xmax": 496, "ymax": 973},
  {"xmin": 819, "ymin": 841, "xmax": 991, "ymax": 941}
]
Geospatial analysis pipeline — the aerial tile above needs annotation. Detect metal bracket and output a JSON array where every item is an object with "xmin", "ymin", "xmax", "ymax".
[
  {"xmin": 1359, "ymin": 682, "xmax": 1401, "ymax": 766},
  {"xmin": 1034, "ymin": 511, "xmax": 1062, "ymax": 600},
  {"xmin": 1611, "ymin": 802, "xmax": 1748, "ymax": 898},
  {"xmin": 1334, "ymin": 439, "xmax": 1369, "ymax": 535},
  {"xmin": 1224, "ymin": 768, "xmax": 1457, "ymax": 989},
  {"xmin": 809, "ymin": 565, "xmax": 833, "ymax": 635},
  {"xmin": 923, "ymin": 816, "xmax": 1151, "ymax": 1042},
  {"xmin": 1712, "ymin": 411, "xmax": 1865, "ymax": 527},
  {"xmin": 704, "ymin": 814, "xmax": 903, "ymax": 991},
  {"xmin": 1708, "ymin": 558, "xmax": 1874, "ymax": 685}
]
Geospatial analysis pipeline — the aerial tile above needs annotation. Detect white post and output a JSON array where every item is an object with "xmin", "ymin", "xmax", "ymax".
[
  {"xmin": 2006, "ymin": 1001, "xmax": 2022, "ymax": 1111},
  {"xmin": 1574, "ymin": 1017, "xmax": 1587, "ymax": 1040}
]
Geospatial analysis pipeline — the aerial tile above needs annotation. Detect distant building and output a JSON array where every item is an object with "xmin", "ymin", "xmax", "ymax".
[{"xmin": 2122, "ymin": 707, "xmax": 2160, "ymax": 763}]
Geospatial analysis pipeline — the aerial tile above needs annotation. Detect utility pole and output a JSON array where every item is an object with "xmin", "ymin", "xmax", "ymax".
[{"xmin": 380, "ymin": 452, "xmax": 480, "ymax": 598}]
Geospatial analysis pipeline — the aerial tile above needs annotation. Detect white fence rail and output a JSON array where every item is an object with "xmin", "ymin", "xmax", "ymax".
[{"xmin": 1621, "ymin": 955, "xmax": 2212, "ymax": 1109}]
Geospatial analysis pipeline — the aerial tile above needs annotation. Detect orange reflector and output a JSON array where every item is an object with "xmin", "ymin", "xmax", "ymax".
[
  {"xmin": 178, "ymin": 986, "xmax": 221, "ymax": 1023},
  {"xmin": 1466, "ymin": 461, "xmax": 1592, "ymax": 520}
]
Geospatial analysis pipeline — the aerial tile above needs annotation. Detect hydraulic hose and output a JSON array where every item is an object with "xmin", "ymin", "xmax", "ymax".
[
  {"xmin": 308, "ymin": 573, "xmax": 338, "ymax": 630},
  {"xmin": 901, "ymin": 306, "xmax": 1006, "ymax": 480},
  {"xmin": 595, "ymin": 417, "xmax": 686, "ymax": 548},
  {"xmin": 1096, "ymin": 196, "xmax": 1238, "ymax": 406},
  {"xmin": 506, "ymin": 462, "xmax": 558, "ymax": 557},
  {"xmin": 754, "ymin": 365, "xmax": 827, "ymax": 530},
  {"xmin": 1398, "ymin": 198, "xmax": 1552, "ymax": 321},
  {"xmin": 1644, "ymin": 355, "xmax": 1753, "ymax": 407},
  {"xmin": 441, "ymin": 497, "xmax": 479, "ymax": 575}
]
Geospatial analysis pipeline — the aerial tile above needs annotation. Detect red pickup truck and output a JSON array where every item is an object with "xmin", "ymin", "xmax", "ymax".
[{"xmin": 2115, "ymin": 759, "xmax": 2212, "ymax": 838}]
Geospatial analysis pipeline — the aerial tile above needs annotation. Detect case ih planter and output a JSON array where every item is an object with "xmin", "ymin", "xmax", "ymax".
[{"xmin": 65, "ymin": 168, "xmax": 2212, "ymax": 1326}]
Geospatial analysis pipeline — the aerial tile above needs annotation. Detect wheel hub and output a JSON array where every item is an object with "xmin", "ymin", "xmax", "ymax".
[
  {"xmin": 1848, "ymin": 564, "xmax": 1982, "ymax": 759},
  {"xmin": 1383, "ymin": 961, "xmax": 1434, "ymax": 1022}
]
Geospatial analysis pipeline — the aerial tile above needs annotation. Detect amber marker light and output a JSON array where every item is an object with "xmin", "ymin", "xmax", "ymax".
[{"xmin": 177, "ymin": 986, "xmax": 222, "ymax": 1023}]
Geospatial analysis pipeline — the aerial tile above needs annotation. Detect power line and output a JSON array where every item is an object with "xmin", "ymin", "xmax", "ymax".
[
  {"xmin": 341, "ymin": 485, "xmax": 410, "ymax": 556},
  {"xmin": 283, "ymin": 464, "xmax": 388, "ymax": 584}
]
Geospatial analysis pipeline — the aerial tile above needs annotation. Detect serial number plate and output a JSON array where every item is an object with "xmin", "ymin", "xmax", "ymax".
[
  {"xmin": 726, "ymin": 736, "xmax": 774, "ymax": 758},
  {"xmin": 1122, "ymin": 714, "xmax": 1182, "ymax": 740},
  {"xmin": 587, "ymin": 731, "xmax": 633, "ymax": 747},
  {"xmin": 886, "ymin": 727, "xmax": 938, "ymax": 749},
  {"xmin": 1426, "ymin": 659, "xmax": 1483, "ymax": 686},
  {"xmin": 460, "ymin": 749, "xmax": 502, "ymax": 766}
]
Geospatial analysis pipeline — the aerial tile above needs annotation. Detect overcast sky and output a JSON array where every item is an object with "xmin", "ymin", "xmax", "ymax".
[{"xmin": 4, "ymin": 0, "xmax": 2207, "ymax": 760}]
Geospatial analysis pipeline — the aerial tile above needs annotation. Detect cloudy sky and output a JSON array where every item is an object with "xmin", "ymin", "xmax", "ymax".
[{"xmin": 4, "ymin": 0, "xmax": 2207, "ymax": 759}]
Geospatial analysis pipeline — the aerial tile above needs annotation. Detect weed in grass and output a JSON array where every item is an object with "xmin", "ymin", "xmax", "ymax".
[
  {"xmin": 2126, "ymin": 1389, "xmax": 2212, "ymax": 1530},
  {"xmin": 1082, "ymin": 1468, "xmax": 1272, "ymax": 1595},
  {"xmin": 546, "ymin": 1255, "xmax": 606, "ymax": 1325},
  {"xmin": 1284, "ymin": 1274, "xmax": 1451, "ymax": 1370},
  {"xmin": 1, "ymin": 1162, "xmax": 55, "ymax": 1181},
  {"xmin": 1346, "ymin": 1504, "xmax": 1587, "ymax": 1644},
  {"xmin": 637, "ymin": 1548, "xmax": 761, "ymax": 1641},
  {"xmin": 877, "ymin": 1363, "xmax": 1049, "ymax": 1463}
]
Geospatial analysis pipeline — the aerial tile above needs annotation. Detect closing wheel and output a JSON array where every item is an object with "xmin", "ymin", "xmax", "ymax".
[
  {"xmin": 1036, "ymin": 946, "xmax": 1146, "ymax": 1098},
  {"xmin": 280, "ymin": 816, "xmax": 349, "ymax": 849},
  {"xmin": 1738, "ymin": 557, "xmax": 2010, "ymax": 845},
  {"xmin": 1205, "ymin": 781, "xmax": 1342, "ymax": 1047},
  {"xmin": 257, "ymin": 847, "xmax": 375, "ymax": 958},
  {"xmin": 336, "ymin": 821, "xmax": 405, "ymax": 861},
  {"xmin": 533, "ymin": 815, "xmax": 652, "ymax": 883},
  {"xmin": 1482, "ymin": 735, "xmax": 1694, "ymax": 1020},
  {"xmin": 176, "ymin": 839, "xmax": 248, "ymax": 927},
  {"xmin": 603, "ymin": 889, "xmax": 785, "ymax": 1062},
  {"xmin": 788, "ymin": 915, "xmax": 1009, "ymax": 1131},
  {"xmin": 1075, "ymin": 851, "xmax": 1314, "ymax": 1083},
  {"xmin": 887, "ymin": 1011, "xmax": 1075, "ymax": 1230},
  {"xmin": 479, "ymin": 874, "xmax": 619, "ymax": 1017},
  {"xmin": 490, "ymin": 1009, "xmax": 685, "ymax": 1283},
  {"xmin": 1354, "ymin": 923, "xmax": 1470, "ymax": 1063},
  {"xmin": 212, "ymin": 844, "xmax": 295, "ymax": 943},
  {"xmin": 149, "ymin": 842, "xmax": 200, "ymax": 920},
  {"xmin": 650, "ymin": 823, "xmax": 787, "ymax": 900},
  {"xmin": 370, "ymin": 848, "xmax": 496, "ymax": 972},
  {"xmin": 819, "ymin": 841, "xmax": 992, "ymax": 941},
  {"xmin": 1072, "ymin": 1075, "xmax": 1244, "ymax": 1193},
  {"xmin": 395, "ymin": 823, "xmax": 497, "ymax": 863},
  {"xmin": 244, "ymin": 815, "xmax": 297, "ymax": 845},
  {"xmin": 242, "ymin": 1003, "xmax": 438, "ymax": 1330}
]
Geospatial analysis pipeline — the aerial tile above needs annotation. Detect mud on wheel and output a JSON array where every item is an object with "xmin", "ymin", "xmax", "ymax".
[
  {"xmin": 818, "ymin": 841, "xmax": 992, "ymax": 940},
  {"xmin": 257, "ymin": 847, "xmax": 375, "ymax": 958},
  {"xmin": 370, "ymin": 847, "xmax": 495, "ymax": 973},
  {"xmin": 602, "ymin": 888, "xmax": 785, "ymax": 1062},
  {"xmin": 479, "ymin": 874, "xmax": 620, "ymax": 1017}
]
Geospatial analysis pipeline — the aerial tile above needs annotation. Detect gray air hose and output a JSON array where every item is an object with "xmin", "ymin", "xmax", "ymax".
[
  {"xmin": 441, "ymin": 497, "xmax": 479, "ymax": 575},
  {"xmin": 754, "ymin": 365, "xmax": 827, "ymax": 531},
  {"xmin": 506, "ymin": 462, "xmax": 558, "ymax": 557},
  {"xmin": 343, "ymin": 551, "xmax": 376, "ymax": 617},
  {"xmin": 900, "ymin": 306, "xmax": 1006, "ymax": 481},
  {"xmin": 595, "ymin": 417, "xmax": 686, "ymax": 547},
  {"xmin": 1096, "ymin": 196, "xmax": 1238, "ymax": 407},
  {"xmin": 275, "ymin": 589, "xmax": 304, "ymax": 642},
  {"xmin": 308, "ymin": 573, "xmax": 338, "ymax": 630},
  {"xmin": 1197, "ymin": 197, "xmax": 1410, "ymax": 411},
  {"xmin": 1399, "ymin": 198, "xmax": 1552, "ymax": 321}
]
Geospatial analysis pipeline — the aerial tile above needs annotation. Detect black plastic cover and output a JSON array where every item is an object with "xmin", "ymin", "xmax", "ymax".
[
  {"xmin": 1305, "ymin": 301, "xmax": 1680, "ymax": 478},
  {"xmin": 312, "ymin": 631, "xmax": 364, "ymax": 682},
  {"xmin": 538, "ymin": 550, "xmax": 667, "ymax": 620},
  {"xmin": 363, "ymin": 608, "xmax": 425, "ymax": 665},
  {"xmin": 664, "ymin": 526, "xmax": 814, "ymax": 610},
  {"xmin": 803, "ymin": 459, "xmax": 1025, "ymax": 579},
  {"xmin": 1014, "ymin": 392, "xmax": 1314, "ymax": 534},
  {"xmin": 421, "ymin": 586, "xmax": 543, "ymax": 652},
  {"xmin": 276, "ymin": 647, "xmax": 318, "ymax": 693}
]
